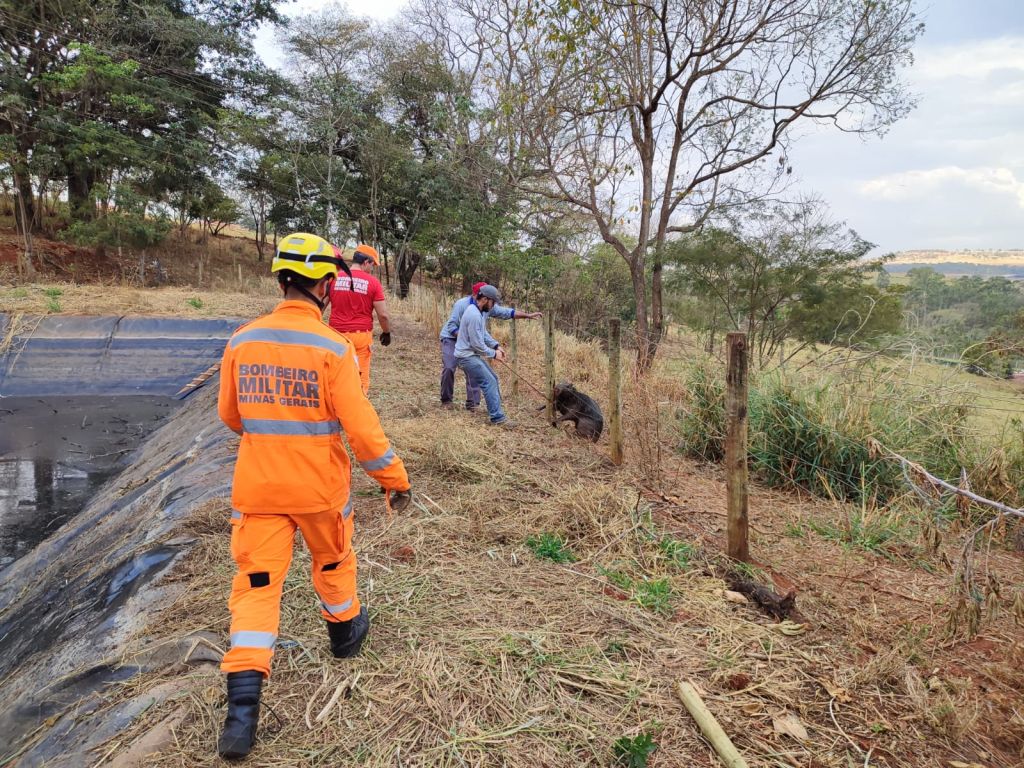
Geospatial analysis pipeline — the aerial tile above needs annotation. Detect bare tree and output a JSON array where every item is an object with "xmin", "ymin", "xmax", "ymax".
[{"xmin": 426, "ymin": 0, "xmax": 921, "ymax": 370}]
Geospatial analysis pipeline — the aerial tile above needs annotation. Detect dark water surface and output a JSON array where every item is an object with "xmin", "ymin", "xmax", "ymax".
[{"xmin": 0, "ymin": 396, "xmax": 177, "ymax": 570}]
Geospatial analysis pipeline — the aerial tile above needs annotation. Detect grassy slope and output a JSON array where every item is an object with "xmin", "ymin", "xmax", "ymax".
[{"xmin": 79, "ymin": 287, "xmax": 1024, "ymax": 768}]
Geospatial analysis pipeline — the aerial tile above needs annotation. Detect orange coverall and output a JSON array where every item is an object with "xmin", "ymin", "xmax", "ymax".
[
  {"xmin": 340, "ymin": 330, "xmax": 373, "ymax": 394},
  {"xmin": 217, "ymin": 300, "xmax": 409, "ymax": 677}
]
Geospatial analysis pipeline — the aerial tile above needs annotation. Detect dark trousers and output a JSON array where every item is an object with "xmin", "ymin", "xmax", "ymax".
[{"xmin": 440, "ymin": 338, "xmax": 481, "ymax": 407}]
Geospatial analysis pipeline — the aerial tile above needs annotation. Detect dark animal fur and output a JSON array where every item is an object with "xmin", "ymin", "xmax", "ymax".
[
  {"xmin": 727, "ymin": 577, "xmax": 799, "ymax": 621},
  {"xmin": 550, "ymin": 382, "xmax": 604, "ymax": 441}
]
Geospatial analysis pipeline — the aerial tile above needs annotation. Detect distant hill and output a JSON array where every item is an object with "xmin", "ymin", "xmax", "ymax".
[
  {"xmin": 888, "ymin": 249, "xmax": 1024, "ymax": 266},
  {"xmin": 884, "ymin": 250, "xmax": 1024, "ymax": 278}
]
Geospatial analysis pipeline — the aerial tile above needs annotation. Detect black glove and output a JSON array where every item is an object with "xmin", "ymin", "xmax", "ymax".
[
  {"xmin": 380, "ymin": 332, "xmax": 392, "ymax": 346},
  {"xmin": 389, "ymin": 489, "xmax": 412, "ymax": 513}
]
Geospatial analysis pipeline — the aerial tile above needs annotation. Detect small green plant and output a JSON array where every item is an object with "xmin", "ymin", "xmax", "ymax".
[
  {"xmin": 806, "ymin": 509, "xmax": 905, "ymax": 556},
  {"xmin": 659, "ymin": 537, "xmax": 696, "ymax": 569},
  {"xmin": 525, "ymin": 533, "xmax": 576, "ymax": 563},
  {"xmin": 9, "ymin": 288, "xmax": 28, "ymax": 299},
  {"xmin": 783, "ymin": 521, "xmax": 807, "ymax": 538},
  {"xmin": 187, "ymin": 296, "xmax": 204, "ymax": 309},
  {"xmin": 603, "ymin": 640, "xmax": 626, "ymax": 658},
  {"xmin": 633, "ymin": 578, "xmax": 673, "ymax": 615},
  {"xmin": 613, "ymin": 732, "xmax": 658, "ymax": 768},
  {"xmin": 732, "ymin": 560, "xmax": 766, "ymax": 581},
  {"xmin": 599, "ymin": 568, "xmax": 674, "ymax": 615},
  {"xmin": 43, "ymin": 287, "xmax": 63, "ymax": 298},
  {"xmin": 600, "ymin": 567, "xmax": 634, "ymax": 592},
  {"xmin": 46, "ymin": 297, "xmax": 61, "ymax": 313}
]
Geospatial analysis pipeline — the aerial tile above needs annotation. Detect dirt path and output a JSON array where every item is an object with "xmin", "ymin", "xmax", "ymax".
[{"xmin": 101, "ymin": 303, "xmax": 1023, "ymax": 767}]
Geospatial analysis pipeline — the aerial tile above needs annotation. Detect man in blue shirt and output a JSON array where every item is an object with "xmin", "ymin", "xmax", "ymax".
[
  {"xmin": 439, "ymin": 282, "xmax": 541, "ymax": 410},
  {"xmin": 454, "ymin": 285, "xmax": 513, "ymax": 426}
]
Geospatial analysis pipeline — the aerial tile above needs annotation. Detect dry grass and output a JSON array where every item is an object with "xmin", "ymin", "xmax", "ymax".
[
  {"xmin": 0, "ymin": 281, "xmax": 277, "ymax": 318},
  {"xmin": 76, "ymin": 286, "xmax": 1024, "ymax": 767}
]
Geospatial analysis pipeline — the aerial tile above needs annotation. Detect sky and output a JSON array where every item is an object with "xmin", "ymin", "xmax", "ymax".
[{"xmin": 254, "ymin": 0, "xmax": 1024, "ymax": 255}]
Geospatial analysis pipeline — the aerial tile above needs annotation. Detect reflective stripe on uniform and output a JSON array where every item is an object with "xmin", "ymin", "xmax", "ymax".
[
  {"xmin": 230, "ymin": 630, "xmax": 277, "ymax": 649},
  {"xmin": 231, "ymin": 510, "xmax": 242, "ymax": 520},
  {"xmin": 321, "ymin": 597, "xmax": 353, "ymax": 615},
  {"xmin": 230, "ymin": 327, "xmax": 347, "ymax": 357},
  {"xmin": 342, "ymin": 498, "xmax": 352, "ymax": 520},
  {"xmin": 359, "ymin": 447, "xmax": 395, "ymax": 471},
  {"xmin": 242, "ymin": 418, "xmax": 340, "ymax": 436}
]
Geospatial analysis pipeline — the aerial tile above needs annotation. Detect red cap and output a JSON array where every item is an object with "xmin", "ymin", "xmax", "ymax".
[{"xmin": 472, "ymin": 281, "xmax": 487, "ymax": 296}]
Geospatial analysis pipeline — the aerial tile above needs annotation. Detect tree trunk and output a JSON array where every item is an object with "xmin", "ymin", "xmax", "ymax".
[
  {"xmin": 651, "ymin": 250, "xmax": 665, "ymax": 349},
  {"xmin": 67, "ymin": 167, "xmax": 95, "ymax": 221},
  {"xmin": 13, "ymin": 169, "xmax": 37, "ymax": 235},
  {"xmin": 396, "ymin": 249, "xmax": 421, "ymax": 299},
  {"xmin": 631, "ymin": 260, "xmax": 655, "ymax": 373}
]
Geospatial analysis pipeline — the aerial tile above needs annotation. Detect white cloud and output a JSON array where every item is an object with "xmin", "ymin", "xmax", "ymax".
[
  {"xmin": 859, "ymin": 166, "xmax": 1024, "ymax": 208},
  {"xmin": 914, "ymin": 36, "xmax": 1024, "ymax": 80}
]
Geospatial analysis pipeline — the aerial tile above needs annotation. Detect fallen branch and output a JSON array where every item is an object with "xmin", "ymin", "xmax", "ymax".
[{"xmin": 675, "ymin": 680, "xmax": 749, "ymax": 768}]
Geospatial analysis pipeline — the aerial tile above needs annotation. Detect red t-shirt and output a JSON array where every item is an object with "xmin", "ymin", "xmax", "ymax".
[{"xmin": 328, "ymin": 269, "xmax": 385, "ymax": 332}]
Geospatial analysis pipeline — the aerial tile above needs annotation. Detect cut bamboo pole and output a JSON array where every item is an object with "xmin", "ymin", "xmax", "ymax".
[{"xmin": 675, "ymin": 680, "xmax": 749, "ymax": 768}]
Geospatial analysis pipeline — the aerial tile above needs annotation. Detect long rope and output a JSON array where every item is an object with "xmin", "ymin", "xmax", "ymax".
[{"xmin": 495, "ymin": 357, "xmax": 550, "ymax": 401}]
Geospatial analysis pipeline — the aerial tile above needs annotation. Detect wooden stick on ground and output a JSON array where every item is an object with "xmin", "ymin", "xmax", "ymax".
[{"xmin": 675, "ymin": 680, "xmax": 750, "ymax": 768}]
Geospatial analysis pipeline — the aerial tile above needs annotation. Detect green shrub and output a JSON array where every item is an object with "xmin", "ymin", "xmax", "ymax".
[
  {"xmin": 525, "ymin": 533, "xmax": 576, "ymax": 563},
  {"xmin": 676, "ymin": 363, "xmax": 975, "ymax": 506},
  {"xmin": 676, "ymin": 363, "xmax": 727, "ymax": 461},
  {"xmin": 187, "ymin": 297, "xmax": 204, "ymax": 309}
]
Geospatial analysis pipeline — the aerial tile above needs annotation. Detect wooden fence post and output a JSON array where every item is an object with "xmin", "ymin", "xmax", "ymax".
[
  {"xmin": 510, "ymin": 318, "xmax": 519, "ymax": 399},
  {"xmin": 545, "ymin": 311, "xmax": 555, "ymax": 423},
  {"xmin": 725, "ymin": 332, "xmax": 749, "ymax": 562},
  {"xmin": 608, "ymin": 318, "xmax": 624, "ymax": 465}
]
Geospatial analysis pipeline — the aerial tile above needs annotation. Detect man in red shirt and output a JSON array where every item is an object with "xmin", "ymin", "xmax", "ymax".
[{"xmin": 327, "ymin": 244, "xmax": 391, "ymax": 394}]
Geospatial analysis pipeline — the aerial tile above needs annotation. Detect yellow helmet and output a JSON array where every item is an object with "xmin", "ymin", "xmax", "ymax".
[{"xmin": 271, "ymin": 233, "xmax": 343, "ymax": 281}]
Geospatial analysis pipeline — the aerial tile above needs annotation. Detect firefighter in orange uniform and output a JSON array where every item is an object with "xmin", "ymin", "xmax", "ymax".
[
  {"xmin": 327, "ymin": 243, "xmax": 390, "ymax": 394},
  {"xmin": 215, "ymin": 232, "xmax": 412, "ymax": 760}
]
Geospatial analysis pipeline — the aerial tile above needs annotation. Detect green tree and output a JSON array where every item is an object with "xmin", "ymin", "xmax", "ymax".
[
  {"xmin": 0, "ymin": 0, "xmax": 278, "ymax": 239},
  {"xmin": 442, "ymin": 0, "xmax": 923, "ymax": 370},
  {"xmin": 667, "ymin": 203, "xmax": 885, "ymax": 366}
]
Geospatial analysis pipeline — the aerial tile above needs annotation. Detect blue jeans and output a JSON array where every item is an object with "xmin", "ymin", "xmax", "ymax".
[
  {"xmin": 456, "ymin": 356, "xmax": 506, "ymax": 423},
  {"xmin": 440, "ymin": 338, "xmax": 481, "ymax": 407}
]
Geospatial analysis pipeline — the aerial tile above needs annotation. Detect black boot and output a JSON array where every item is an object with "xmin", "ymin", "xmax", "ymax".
[
  {"xmin": 327, "ymin": 606, "xmax": 370, "ymax": 658},
  {"xmin": 218, "ymin": 670, "xmax": 263, "ymax": 760}
]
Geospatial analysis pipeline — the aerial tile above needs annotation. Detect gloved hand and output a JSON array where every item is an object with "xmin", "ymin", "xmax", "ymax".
[
  {"xmin": 380, "ymin": 332, "xmax": 392, "ymax": 347},
  {"xmin": 387, "ymin": 488, "xmax": 412, "ymax": 513}
]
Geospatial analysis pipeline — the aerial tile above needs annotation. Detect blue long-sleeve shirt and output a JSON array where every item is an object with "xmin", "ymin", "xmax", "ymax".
[
  {"xmin": 454, "ymin": 304, "xmax": 499, "ymax": 359},
  {"xmin": 439, "ymin": 295, "xmax": 515, "ymax": 341}
]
